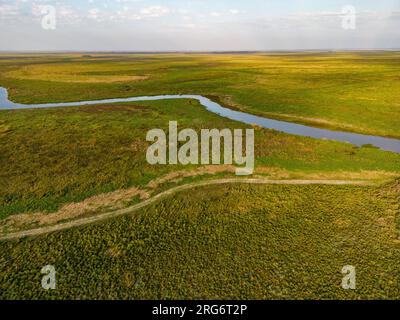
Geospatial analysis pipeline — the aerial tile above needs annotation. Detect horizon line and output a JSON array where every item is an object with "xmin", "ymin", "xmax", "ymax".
[{"xmin": 1, "ymin": 48, "xmax": 400, "ymax": 54}]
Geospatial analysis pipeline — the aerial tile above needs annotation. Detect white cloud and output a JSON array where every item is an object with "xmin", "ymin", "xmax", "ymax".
[
  {"xmin": 0, "ymin": 4, "xmax": 19, "ymax": 17},
  {"xmin": 210, "ymin": 9, "xmax": 240, "ymax": 18},
  {"xmin": 140, "ymin": 6, "xmax": 170, "ymax": 18},
  {"xmin": 0, "ymin": 2, "xmax": 399, "ymax": 51}
]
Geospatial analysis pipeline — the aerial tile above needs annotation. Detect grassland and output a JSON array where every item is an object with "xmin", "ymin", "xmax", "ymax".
[
  {"xmin": 0, "ymin": 52, "xmax": 399, "ymax": 299},
  {"xmin": 1, "ymin": 181, "xmax": 399, "ymax": 299},
  {"xmin": 1, "ymin": 52, "xmax": 400, "ymax": 138},
  {"xmin": 0, "ymin": 53, "xmax": 399, "ymax": 231},
  {"xmin": 1, "ymin": 98, "xmax": 399, "ymax": 225}
]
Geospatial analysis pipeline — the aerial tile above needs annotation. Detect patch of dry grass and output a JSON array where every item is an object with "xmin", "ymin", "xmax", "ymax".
[{"xmin": 0, "ymin": 186, "xmax": 149, "ymax": 232}]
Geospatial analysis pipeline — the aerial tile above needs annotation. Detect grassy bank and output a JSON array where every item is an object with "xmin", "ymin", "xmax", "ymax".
[
  {"xmin": 1, "ymin": 99, "xmax": 399, "ymax": 220},
  {"xmin": 1, "ymin": 52, "xmax": 400, "ymax": 138}
]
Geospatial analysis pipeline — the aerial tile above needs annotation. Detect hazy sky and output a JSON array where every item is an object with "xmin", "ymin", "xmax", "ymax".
[{"xmin": 1, "ymin": 0, "xmax": 399, "ymax": 51}]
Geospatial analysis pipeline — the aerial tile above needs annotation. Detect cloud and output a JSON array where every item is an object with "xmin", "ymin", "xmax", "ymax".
[
  {"xmin": 0, "ymin": 3, "xmax": 20, "ymax": 19},
  {"xmin": 86, "ymin": 5, "xmax": 169, "ymax": 22},
  {"xmin": 0, "ymin": 1, "xmax": 399, "ymax": 51},
  {"xmin": 140, "ymin": 6, "xmax": 170, "ymax": 18},
  {"xmin": 209, "ymin": 9, "xmax": 240, "ymax": 18},
  {"xmin": 389, "ymin": 11, "xmax": 400, "ymax": 20}
]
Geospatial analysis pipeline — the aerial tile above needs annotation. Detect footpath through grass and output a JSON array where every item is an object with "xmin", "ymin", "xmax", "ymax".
[
  {"xmin": 1, "ymin": 99, "xmax": 399, "ymax": 220},
  {"xmin": 1, "ymin": 181, "xmax": 399, "ymax": 299}
]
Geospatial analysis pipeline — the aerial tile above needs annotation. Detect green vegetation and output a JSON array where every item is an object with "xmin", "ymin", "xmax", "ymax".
[
  {"xmin": 0, "ymin": 52, "xmax": 399, "ymax": 226},
  {"xmin": 1, "ymin": 181, "xmax": 399, "ymax": 299},
  {"xmin": 0, "ymin": 53, "xmax": 399, "ymax": 300},
  {"xmin": 1, "ymin": 52, "xmax": 400, "ymax": 137},
  {"xmin": 1, "ymin": 98, "xmax": 399, "ymax": 220}
]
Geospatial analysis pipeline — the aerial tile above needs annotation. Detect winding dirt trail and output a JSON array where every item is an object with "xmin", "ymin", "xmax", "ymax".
[{"xmin": 0, "ymin": 178, "xmax": 373, "ymax": 241}]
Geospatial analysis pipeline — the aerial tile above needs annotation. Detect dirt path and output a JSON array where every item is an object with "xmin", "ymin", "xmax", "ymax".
[{"xmin": 0, "ymin": 178, "xmax": 374, "ymax": 241}]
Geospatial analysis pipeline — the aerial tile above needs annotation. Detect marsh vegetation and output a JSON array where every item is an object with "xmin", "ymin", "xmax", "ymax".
[{"xmin": 0, "ymin": 52, "xmax": 399, "ymax": 299}]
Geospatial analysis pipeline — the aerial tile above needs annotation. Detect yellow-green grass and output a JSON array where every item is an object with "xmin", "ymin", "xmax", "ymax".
[
  {"xmin": 5, "ymin": 63, "xmax": 148, "ymax": 83},
  {"xmin": 1, "ymin": 99, "xmax": 399, "ymax": 221},
  {"xmin": 1, "ymin": 52, "xmax": 400, "ymax": 138},
  {"xmin": 1, "ymin": 53, "xmax": 400, "ymax": 300},
  {"xmin": 1, "ymin": 181, "xmax": 399, "ymax": 299}
]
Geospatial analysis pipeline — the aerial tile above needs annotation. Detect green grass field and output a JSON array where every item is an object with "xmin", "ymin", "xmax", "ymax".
[
  {"xmin": 1, "ymin": 52, "xmax": 400, "ymax": 137},
  {"xmin": 0, "ymin": 98, "xmax": 399, "ymax": 223},
  {"xmin": 0, "ymin": 52, "xmax": 399, "ymax": 299},
  {"xmin": 1, "ymin": 181, "xmax": 399, "ymax": 299}
]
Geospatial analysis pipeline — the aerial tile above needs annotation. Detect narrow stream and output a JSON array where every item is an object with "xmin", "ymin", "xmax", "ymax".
[{"xmin": 1, "ymin": 86, "xmax": 399, "ymax": 153}]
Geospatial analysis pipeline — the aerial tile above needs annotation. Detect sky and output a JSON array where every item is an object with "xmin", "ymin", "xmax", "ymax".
[{"xmin": 0, "ymin": 0, "xmax": 399, "ymax": 51}]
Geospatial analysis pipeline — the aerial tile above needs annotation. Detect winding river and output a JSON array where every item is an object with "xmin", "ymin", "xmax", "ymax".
[{"xmin": 1, "ymin": 86, "xmax": 399, "ymax": 153}]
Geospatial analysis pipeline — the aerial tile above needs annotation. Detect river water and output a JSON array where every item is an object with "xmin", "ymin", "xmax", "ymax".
[{"xmin": 1, "ymin": 87, "xmax": 399, "ymax": 153}]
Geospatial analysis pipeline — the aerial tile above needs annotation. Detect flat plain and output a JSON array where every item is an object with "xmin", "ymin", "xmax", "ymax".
[{"xmin": 0, "ymin": 52, "xmax": 399, "ymax": 299}]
